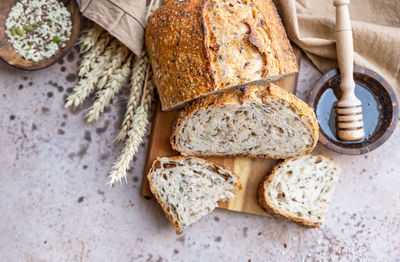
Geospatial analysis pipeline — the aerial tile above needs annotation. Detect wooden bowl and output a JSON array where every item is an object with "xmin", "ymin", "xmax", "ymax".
[
  {"xmin": 308, "ymin": 65, "xmax": 398, "ymax": 155},
  {"xmin": 0, "ymin": 0, "xmax": 81, "ymax": 70}
]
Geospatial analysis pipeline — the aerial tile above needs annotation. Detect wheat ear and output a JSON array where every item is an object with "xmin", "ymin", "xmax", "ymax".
[
  {"xmin": 116, "ymin": 55, "xmax": 149, "ymax": 141},
  {"xmin": 65, "ymin": 39, "xmax": 119, "ymax": 108},
  {"xmin": 93, "ymin": 43, "xmax": 131, "ymax": 92},
  {"xmin": 107, "ymin": 64, "xmax": 154, "ymax": 186},
  {"xmin": 78, "ymin": 22, "xmax": 104, "ymax": 54},
  {"xmin": 107, "ymin": 0, "xmax": 160, "ymax": 185},
  {"xmin": 86, "ymin": 53, "xmax": 133, "ymax": 123},
  {"xmin": 78, "ymin": 31, "xmax": 112, "ymax": 79}
]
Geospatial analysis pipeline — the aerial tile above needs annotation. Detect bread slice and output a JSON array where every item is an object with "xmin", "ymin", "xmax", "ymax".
[
  {"xmin": 171, "ymin": 84, "xmax": 318, "ymax": 159},
  {"xmin": 147, "ymin": 156, "xmax": 241, "ymax": 232},
  {"xmin": 145, "ymin": 0, "xmax": 298, "ymax": 110},
  {"xmin": 258, "ymin": 155, "xmax": 340, "ymax": 227}
]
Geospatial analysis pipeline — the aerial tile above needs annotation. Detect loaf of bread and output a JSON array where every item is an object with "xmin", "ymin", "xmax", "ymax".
[
  {"xmin": 147, "ymin": 156, "xmax": 241, "ymax": 232},
  {"xmin": 145, "ymin": 0, "xmax": 298, "ymax": 110},
  {"xmin": 258, "ymin": 155, "xmax": 340, "ymax": 227},
  {"xmin": 171, "ymin": 84, "xmax": 318, "ymax": 159}
]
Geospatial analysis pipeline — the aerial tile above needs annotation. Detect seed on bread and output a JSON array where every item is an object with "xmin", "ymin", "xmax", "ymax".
[
  {"xmin": 145, "ymin": 0, "xmax": 298, "ymax": 110},
  {"xmin": 258, "ymin": 155, "xmax": 341, "ymax": 227},
  {"xmin": 171, "ymin": 84, "xmax": 318, "ymax": 159},
  {"xmin": 147, "ymin": 156, "xmax": 241, "ymax": 233}
]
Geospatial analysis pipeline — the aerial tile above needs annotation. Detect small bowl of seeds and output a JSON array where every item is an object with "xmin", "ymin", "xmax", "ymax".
[{"xmin": 0, "ymin": 0, "xmax": 81, "ymax": 70}]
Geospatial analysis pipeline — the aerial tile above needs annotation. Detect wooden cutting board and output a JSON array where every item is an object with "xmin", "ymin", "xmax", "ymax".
[{"xmin": 141, "ymin": 47, "xmax": 302, "ymax": 217}]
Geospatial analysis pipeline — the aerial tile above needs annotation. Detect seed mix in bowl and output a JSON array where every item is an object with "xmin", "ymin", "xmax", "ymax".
[{"xmin": 5, "ymin": 0, "xmax": 72, "ymax": 62}]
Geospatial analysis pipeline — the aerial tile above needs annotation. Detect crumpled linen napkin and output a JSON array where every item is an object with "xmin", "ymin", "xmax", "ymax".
[
  {"xmin": 76, "ymin": 0, "xmax": 399, "ymax": 96},
  {"xmin": 276, "ymin": 0, "xmax": 400, "ymax": 96},
  {"xmin": 77, "ymin": 0, "xmax": 147, "ymax": 57}
]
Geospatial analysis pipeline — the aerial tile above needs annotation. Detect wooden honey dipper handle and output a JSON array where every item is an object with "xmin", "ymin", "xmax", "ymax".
[{"xmin": 334, "ymin": 0, "xmax": 364, "ymax": 141}]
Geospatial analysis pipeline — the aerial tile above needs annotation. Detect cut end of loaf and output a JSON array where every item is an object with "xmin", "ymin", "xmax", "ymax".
[
  {"xmin": 204, "ymin": 0, "xmax": 298, "ymax": 88},
  {"xmin": 145, "ymin": 0, "xmax": 298, "ymax": 110},
  {"xmin": 259, "ymin": 155, "xmax": 341, "ymax": 227},
  {"xmin": 171, "ymin": 84, "xmax": 318, "ymax": 159},
  {"xmin": 147, "ymin": 156, "xmax": 240, "ymax": 232}
]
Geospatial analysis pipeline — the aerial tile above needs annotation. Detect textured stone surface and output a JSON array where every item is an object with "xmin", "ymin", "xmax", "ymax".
[{"xmin": 1, "ymin": 47, "xmax": 399, "ymax": 262}]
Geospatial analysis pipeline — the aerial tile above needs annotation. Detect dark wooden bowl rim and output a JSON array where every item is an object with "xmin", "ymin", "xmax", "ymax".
[
  {"xmin": 308, "ymin": 65, "xmax": 399, "ymax": 155},
  {"xmin": 0, "ymin": 0, "xmax": 81, "ymax": 71}
]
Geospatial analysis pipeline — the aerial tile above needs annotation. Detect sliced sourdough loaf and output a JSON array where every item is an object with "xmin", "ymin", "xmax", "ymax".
[
  {"xmin": 171, "ymin": 84, "xmax": 318, "ymax": 159},
  {"xmin": 258, "ymin": 155, "xmax": 340, "ymax": 227},
  {"xmin": 145, "ymin": 0, "xmax": 298, "ymax": 110},
  {"xmin": 147, "ymin": 156, "xmax": 241, "ymax": 232}
]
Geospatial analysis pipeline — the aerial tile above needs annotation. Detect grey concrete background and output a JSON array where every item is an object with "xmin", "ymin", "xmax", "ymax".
[{"xmin": 1, "ymin": 46, "xmax": 399, "ymax": 262}]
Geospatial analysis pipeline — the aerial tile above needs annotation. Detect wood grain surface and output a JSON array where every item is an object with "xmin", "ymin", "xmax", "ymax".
[
  {"xmin": 142, "ymin": 47, "xmax": 302, "ymax": 217},
  {"xmin": 0, "ymin": 0, "xmax": 81, "ymax": 70}
]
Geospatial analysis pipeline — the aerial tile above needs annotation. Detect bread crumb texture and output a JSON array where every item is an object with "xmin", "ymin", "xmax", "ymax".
[
  {"xmin": 171, "ymin": 84, "xmax": 318, "ymax": 158},
  {"xmin": 261, "ymin": 155, "xmax": 341, "ymax": 227},
  {"xmin": 147, "ymin": 156, "xmax": 240, "ymax": 232}
]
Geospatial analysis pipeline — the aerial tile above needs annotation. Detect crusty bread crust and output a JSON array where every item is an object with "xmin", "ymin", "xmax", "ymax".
[
  {"xmin": 145, "ymin": 0, "xmax": 216, "ymax": 111},
  {"xmin": 145, "ymin": 0, "xmax": 298, "ymax": 111},
  {"xmin": 257, "ymin": 155, "xmax": 338, "ymax": 228},
  {"xmin": 147, "ymin": 156, "xmax": 242, "ymax": 233},
  {"xmin": 170, "ymin": 83, "xmax": 318, "ymax": 159},
  {"xmin": 251, "ymin": 0, "xmax": 298, "ymax": 75}
]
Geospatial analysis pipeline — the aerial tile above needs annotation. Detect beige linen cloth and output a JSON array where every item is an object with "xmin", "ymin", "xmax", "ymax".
[
  {"xmin": 276, "ymin": 0, "xmax": 400, "ymax": 96},
  {"xmin": 77, "ymin": 0, "xmax": 147, "ymax": 57},
  {"xmin": 76, "ymin": 0, "xmax": 399, "ymax": 95}
]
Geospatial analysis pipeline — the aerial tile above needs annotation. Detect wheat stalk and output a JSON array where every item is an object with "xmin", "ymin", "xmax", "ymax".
[
  {"xmin": 78, "ymin": 22, "xmax": 104, "ymax": 54},
  {"xmin": 106, "ymin": 0, "xmax": 160, "ymax": 185},
  {"xmin": 116, "ymin": 55, "xmax": 148, "ymax": 141},
  {"xmin": 65, "ymin": 39, "xmax": 119, "ymax": 108},
  {"xmin": 94, "ymin": 43, "xmax": 131, "ymax": 91},
  {"xmin": 107, "ymin": 64, "xmax": 154, "ymax": 186},
  {"xmin": 140, "ymin": 71, "xmax": 155, "ymax": 115},
  {"xmin": 86, "ymin": 53, "xmax": 133, "ymax": 123},
  {"xmin": 78, "ymin": 31, "xmax": 112, "ymax": 79},
  {"xmin": 107, "ymin": 107, "xmax": 149, "ymax": 186}
]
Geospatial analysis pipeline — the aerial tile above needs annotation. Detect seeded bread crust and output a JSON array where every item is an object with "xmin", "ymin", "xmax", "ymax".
[
  {"xmin": 258, "ymin": 155, "xmax": 339, "ymax": 228},
  {"xmin": 146, "ymin": 0, "xmax": 215, "ymax": 111},
  {"xmin": 145, "ymin": 0, "xmax": 298, "ymax": 111},
  {"xmin": 170, "ymin": 83, "xmax": 318, "ymax": 158},
  {"xmin": 147, "ymin": 156, "xmax": 242, "ymax": 233}
]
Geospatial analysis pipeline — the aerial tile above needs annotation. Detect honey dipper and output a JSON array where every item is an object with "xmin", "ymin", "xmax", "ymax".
[{"xmin": 334, "ymin": 0, "xmax": 364, "ymax": 141}]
